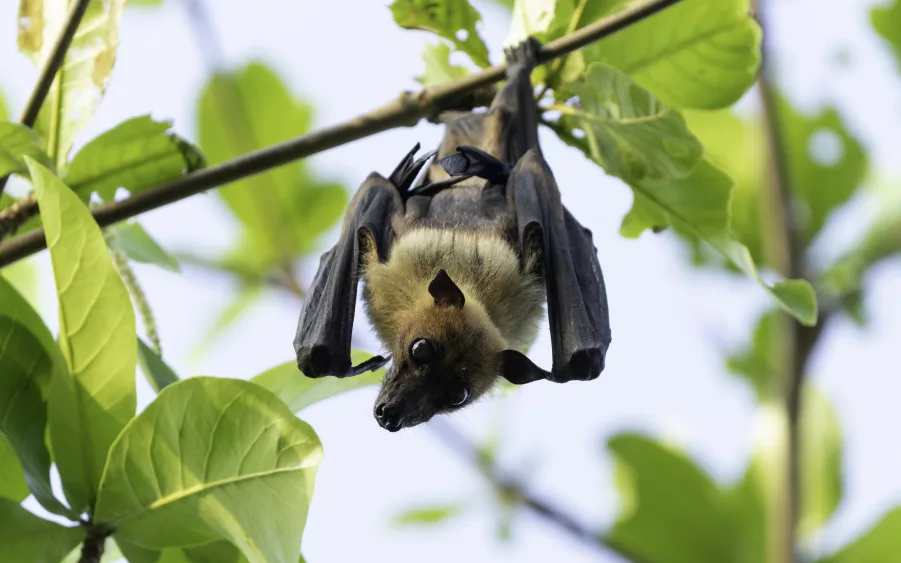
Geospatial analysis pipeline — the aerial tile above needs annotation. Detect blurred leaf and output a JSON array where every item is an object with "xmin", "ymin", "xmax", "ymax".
[
  {"xmin": 19, "ymin": 0, "xmax": 127, "ymax": 165},
  {"xmin": 607, "ymin": 434, "xmax": 753, "ymax": 563},
  {"xmin": 799, "ymin": 387, "xmax": 843, "ymax": 538},
  {"xmin": 390, "ymin": 0, "xmax": 491, "ymax": 67},
  {"xmin": 253, "ymin": 350, "xmax": 384, "ymax": 413},
  {"xmin": 0, "ymin": 122, "xmax": 54, "ymax": 177},
  {"xmin": 0, "ymin": 499, "xmax": 82, "ymax": 563},
  {"xmin": 723, "ymin": 466, "xmax": 766, "ymax": 563},
  {"xmin": 94, "ymin": 378, "xmax": 323, "ymax": 563},
  {"xmin": 2, "ymin": 258, "xmax": 40, "ymax": 312},
  {"xmin": 107, "ymin": 221, "xmax": 180, "ymax": 272},
  {"xmin": 187, "ymin": 282, "xmax": 262, "ymax": 363},
  {"xmin": 585, "ymin": 0, "xmax": 761, "ymax": 109},
  {"xmin": 0, "ymin": 274, "xmax": 71, "ymax": 516},
  {"xmin": 872, "ymin": 0, "xmax": 901, "ymax": 72},
  {"xmin": 392, "ymin": 504, "xmax": 465, "ymax": 527},
  {"xmin": 0, "ymin": 91, "xmax": 8, "ymax": 120},
  {"xmin": 129, "ymin": 0, "xmax": 165, "ymax": 5},
  {"xmin": 418, "ymin": 42, "xmax": 472, "ymax": 86},
  {"xmin": 0, "ymin": 435, "xmax": 29, "ymax": 502},
  {"xmin": 778, "ymin": 98, "xmax": 867, "ymax": 246},
  {"xmin": 26, "ymin": 157, "xmax": 137, "ymax": 514},
  {"xmin": 816, "ymin": 507, "xmax": 901, "ymax": 563},
  {"xmin": 62, "ymin": 115, "xmax": 205, "ymax": 203},
  {"xmin": 726, "ymin": 310, "xmax": 784, "ymax": 399},
  {"xmin": 197, "ymin": 62, "xmax": 348, "ymax": 270},
  {"xmin": 137, "ymin": 338, "xmax": 180, "ymax": 393},
  {"xmin": 483, "ymin": 0, "xmax": 514, "ymax": 10}
]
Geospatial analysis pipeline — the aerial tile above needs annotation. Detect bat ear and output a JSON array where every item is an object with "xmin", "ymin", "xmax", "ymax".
[
  {"xmin": 428, "ymin": 269, "xmax": 465, "ymax": 309},
  {"xmin": 499, "ymin": 350, "xmax": 549, "ymax": 385}
]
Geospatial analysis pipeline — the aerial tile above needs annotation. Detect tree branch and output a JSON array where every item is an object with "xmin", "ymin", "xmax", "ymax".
[
  {"xmin": 0, "ymin": 0, "xmax": 92, "ymax": 198},
  {"xmin": 0, "ymin": 0, "xmax": 684, "ymax": 268}
]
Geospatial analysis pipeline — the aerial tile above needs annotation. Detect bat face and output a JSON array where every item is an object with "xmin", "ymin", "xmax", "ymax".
[{"xmin": 373, "ymin": 270, "xmax": 504, "ymax": 432}]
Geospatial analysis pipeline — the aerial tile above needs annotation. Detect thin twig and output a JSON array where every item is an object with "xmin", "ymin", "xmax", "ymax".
[
  {"xmin": 0, "ymin": 0, "xmax": 684, "ymax": 268},
  {"xmin": 0, "ymin": 0, "xmax": 92, "ymax": 198}
]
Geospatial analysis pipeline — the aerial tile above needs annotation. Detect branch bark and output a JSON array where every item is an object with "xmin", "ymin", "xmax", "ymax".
[
  {"xmin": 0, "ymin": 0, "xmax": 92, "ymax": 198},
  {"xmin": 0, "ymin": 0, "xmax": 684, "ymax": 268}
]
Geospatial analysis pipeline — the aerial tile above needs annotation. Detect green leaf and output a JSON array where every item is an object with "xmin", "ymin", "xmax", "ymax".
[
  {"xmin": 585, "ymin": 0, "xmax": 761, "ymax": 109},
  {"xmin": 0, "ymin": 274, "xmax": 71, "ymax": 516},
  {"xmin": 0, "ymin": 499, "xmax": 83, "ymax": 563},
  {"xmin": 0, "ymin": 434, "xmax": 30, "ymax": 502},
  {"xmin": 188, "ymin": 284, "xmax": 263, "ymax": 363},
  {"xmin": 252, "ymin": 350, "xmax": 384, "ymax": 413},
  {"xmin": 0, "ymin": 91, "xmax": 8, "ymax": 120},
  {"xmin": 392, "ymin": 504, "xmax": 464, "ymax": 527},
  {"xmin": 508, "ymin": 0, "xmax": 630, "ymax": 46},
  {"xmin": 607, "ymin": 434, "xmax": 749, "ymax": 563},
  {"xmin": 197, "ymin": 63, "xmax": 348, "ymax": 269},
  {"xmin": 0, "ymin": 122, "xmax": 54, "ymax": 177},
  {"xmin": 872, "ymin": 0, "xmax": 901, "ymax": 72},
  {"xmin": 726, "ymin": 310, "xmax": 784, "ymax": 399},
  {"xmin": 19, "ymin": 0, "xmax": 127, "ymax": 166},
  {"xmin": 390, "ymin": 0, "xmax": 491, "ymax": 67},
  {"xmin": 61, "ymin": 538, "xmax": 124, "ymax": 563},
  {"xmin": 94, "ymin": 377, "xmax": 323, "ymax": 563},
  {"xmin": 107, "ymin": 222, "xmax": 180, "ymax": 272},
  {"xmin": 26, "ymin": 157, "xmax": 137, "ymax": 514},
  {"xmin": 417, "ymin": 42, "xmax": 472, "ymax": 86},
  {"xmin": 816, "ymin": 507, "xmax": 901, "ymax": 563},
  {"xmin": 137, "ymin": 338, "xmax": 180, "ymax": 393},
  {"xmin": 62, "ymin": 115, "xmax": 204, "ymax": 203},
  {"xmin": 799, "ymin": 387, "xmax": 843, "ymax": 537}
]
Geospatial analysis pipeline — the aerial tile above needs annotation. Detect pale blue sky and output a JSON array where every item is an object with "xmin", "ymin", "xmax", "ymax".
[{"xmin": 2, "ymin": 1, "xmax": 901, "ymax": 562}]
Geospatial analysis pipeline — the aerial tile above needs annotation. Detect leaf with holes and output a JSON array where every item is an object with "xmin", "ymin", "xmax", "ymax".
[
  {"xmin": 19, "ymin": 0, "xmax": 127, "ymax": 166},
  {"xmin": 584, "ymin": 0, "xmax": 761, "ymax": 109},
  {"xmin": 0, "ymin": 122, "xmax": 53, "ymax": 178},
  {"xmin": 0, "ymin": 499, "xmax": 83, "ymax": 563},
  {"xmin": 107, "ymin": 221, "xmax": 180, "ymax": 272},
  {"xmin": 26, "ymin": 157, "xmax": 137, "ymax": 514},
  {"xmin": 94, "ymin": 377, "xmax": 323, "ymax": 563},
  {"xmin": 872, "ymin": 0, "xmax": 901, "ymax": 72},
  {"xmin": 390, "ymin": 0, "xmax": 491, "ymax": 67},
  {"xmin": 62, "ymin": 115, "xmax": 205, "ymax": 203},
  {"xmin": 253, "ymin": 350, "xmax": 383, "ymax": 413},
  {"xmin": 418, "ymin": 42, "xmax": 472, "ymax": 86},
  {"xmin": 0, "ymin": 274, "xmax": 71, "ymax": 516},
  {"xmin": 137, "ymin": 338, "xmax": 180, "ymax": 393}
]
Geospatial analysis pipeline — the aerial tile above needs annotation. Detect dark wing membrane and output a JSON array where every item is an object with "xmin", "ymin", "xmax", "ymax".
[{"xmin": 293, "ymin": 172, "xmax": 402, "ymax": 378}]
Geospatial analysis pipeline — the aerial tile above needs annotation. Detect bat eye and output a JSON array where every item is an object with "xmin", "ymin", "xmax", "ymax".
[
  {"xmin": 447, "ymin": 386, "xmax": 470, "ymax": 407},
  {"xmin": 410, "ymin": 338, "xmax": 439, "ymax": 365}
]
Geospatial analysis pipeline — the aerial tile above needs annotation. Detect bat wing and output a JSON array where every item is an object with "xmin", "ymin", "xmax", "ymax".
[
  {"xmin": 294, "ymin": 171, "xmax": 404, "ymax": 378},
  {"xmin": 503, "ymin": 149, "xmax": 611, "ymax": 385}
]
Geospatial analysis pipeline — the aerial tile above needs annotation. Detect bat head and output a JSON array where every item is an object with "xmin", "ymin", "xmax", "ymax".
[{"xmin": 374, "ymin": 269, "xmax": 505, "ymax": 432}]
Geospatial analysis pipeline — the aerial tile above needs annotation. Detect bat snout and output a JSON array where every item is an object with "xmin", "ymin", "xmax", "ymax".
[{"xmin": 375, "ymin": 402, "xmax": 406, "ymax": 432}]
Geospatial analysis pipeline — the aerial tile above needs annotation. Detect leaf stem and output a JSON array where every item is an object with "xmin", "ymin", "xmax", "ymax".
[
  {"xmin": 0, "ymin": 0, "xmax": 92, "ymax": 197},
  {"xmin": 0, "ymin": 0, "xmax": 685, "ymax": 267}
]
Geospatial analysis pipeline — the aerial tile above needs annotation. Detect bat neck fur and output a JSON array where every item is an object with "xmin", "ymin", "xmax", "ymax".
[{"xmin": 363, "ymin": 227, "xmax": 545, "ymax": 351}]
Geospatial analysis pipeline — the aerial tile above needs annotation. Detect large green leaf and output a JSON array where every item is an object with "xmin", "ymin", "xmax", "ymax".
[
  {"xmin": 390, "ymin": 0, "xmax": 491, "ymax": 67},
  {"xmin": 0, "ymin": 435, "xmax": 29, "ymax": 502},
  {"xmin": 872, "ymin": 0, "xmax": 901, "ymax": 72},
  {"xmin": 816, "ymin": 507, "xmax": 901, "ymax": 563},
  {"xmin": 18, "ymin": 0, "xmax": 127, "ymax": 165},
  {"xmin": 584, "ymin": 0, "xmax": 761, "ymax": 109},
  {"xmin": 418, "ymin": 42, "xmax": 472, "ymax": 86},
  {"xmin": 26, "ymin": 157, "xmax": 137, "ymax": 514},
  {"xmin": 252, "ymin": 350, "xmax": 384, "ymax": 413},
  {"xmin": 0, "ymin": 122, "xmax": 54, "ymax": 177},
  {"xmin": 94, "ymin": 377, "xmax": 323, "ymax": 563},
  {"xmin": 0, "ymin": 499, "xmax": 83, "ymax": 563},
  {"xmin": 197, "ymin": 63, "xmax": 348, "ymax": 270},
  {"xmin": 0, "ymin": 275, "xmax": 70, "ymax": 516},
  {"xmin": 799, "ymin": 387, "xmax": 843, "ymax": 537},
  {"xmin": 137, "ymin": 338, "xmax": 180, "ymax": 393},
  {"xmin": 606, "ymin": 434, "xmax": 753, "ymax": 563},
  {"xmin": 107, "ymin": 222, "xmax": 180, "ymax": 273},
  {"xmin": 62, "ymin": 115, "xmax": 204, "ymax": 203}
]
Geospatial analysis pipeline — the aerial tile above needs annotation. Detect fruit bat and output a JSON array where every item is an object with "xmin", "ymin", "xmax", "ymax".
[{"xmin": 293, "ymin": 38, "xmax": 611, "ymax": 432}]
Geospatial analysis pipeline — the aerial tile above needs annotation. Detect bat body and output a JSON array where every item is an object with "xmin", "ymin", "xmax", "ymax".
[{"xmin": 294, "ymin": 39, "xmax": 611, "ymax": 431}]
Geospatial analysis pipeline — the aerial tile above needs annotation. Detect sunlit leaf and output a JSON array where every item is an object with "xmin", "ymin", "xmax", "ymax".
[
  {"xmin": 390, "ymin": 0, "xmax": 491, "ymax": 67},
  {"xmin": 107, "ymin": 221, "xmax": 180, "ymax": 272},
  {"xmin": 26, "ymin": 157, "xmax": 137, "ymax": 514},
  {"xmin": 392, "ymin": 504, "xmax": 465, "ymax": 527},
  {"xmin": 0, "ymin": 122, "xmax": 54, "ymax": 177},
  {"xmin": 62, "ymin": 115, "xmax": 204, "ymax": 203},
  {"xmin": 19, "ymin": 0, "xmax": 127, "ymax": 165},
  {"xmin": 418, "ymin": 42, "xmax": 472, "ymax": 86},
  {"xmin": 137, "ymin": 338, "xmax": 179, "ymax": 393},
  {"xmin": 0, "ymin": 499, "xmax": 82, "ymax": 563},
  {"xmin": 816, "ymin": 507, "xmax": 901, "ymax": 563},
  {"xmin": 872, "ymin": 0, "xmax": 901, "ymax": 72},
  {"xmin": 94, "ymin": 377, "xmax": 323, "ymax": 563},
  {"xmin": 253, "ymin": 350, "xmax": 384, "ymax": 413},
  {"xmin": 0, "ymin": 435, "xmax": 29, "ymax": 502},
  {"xmin": 585, "ymin": 0, "xmax": 761, "ymax": 109}
]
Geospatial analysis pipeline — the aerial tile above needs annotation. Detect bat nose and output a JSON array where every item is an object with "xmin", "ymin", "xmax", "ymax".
[{"xmin": 375, "ymin": 403, "xmax": 405, "ymax": 432}]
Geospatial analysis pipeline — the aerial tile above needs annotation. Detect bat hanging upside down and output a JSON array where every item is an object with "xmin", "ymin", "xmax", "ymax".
[{"xmin": 293, "ymin": 38, "xmax": 611, "ymax": 432}]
